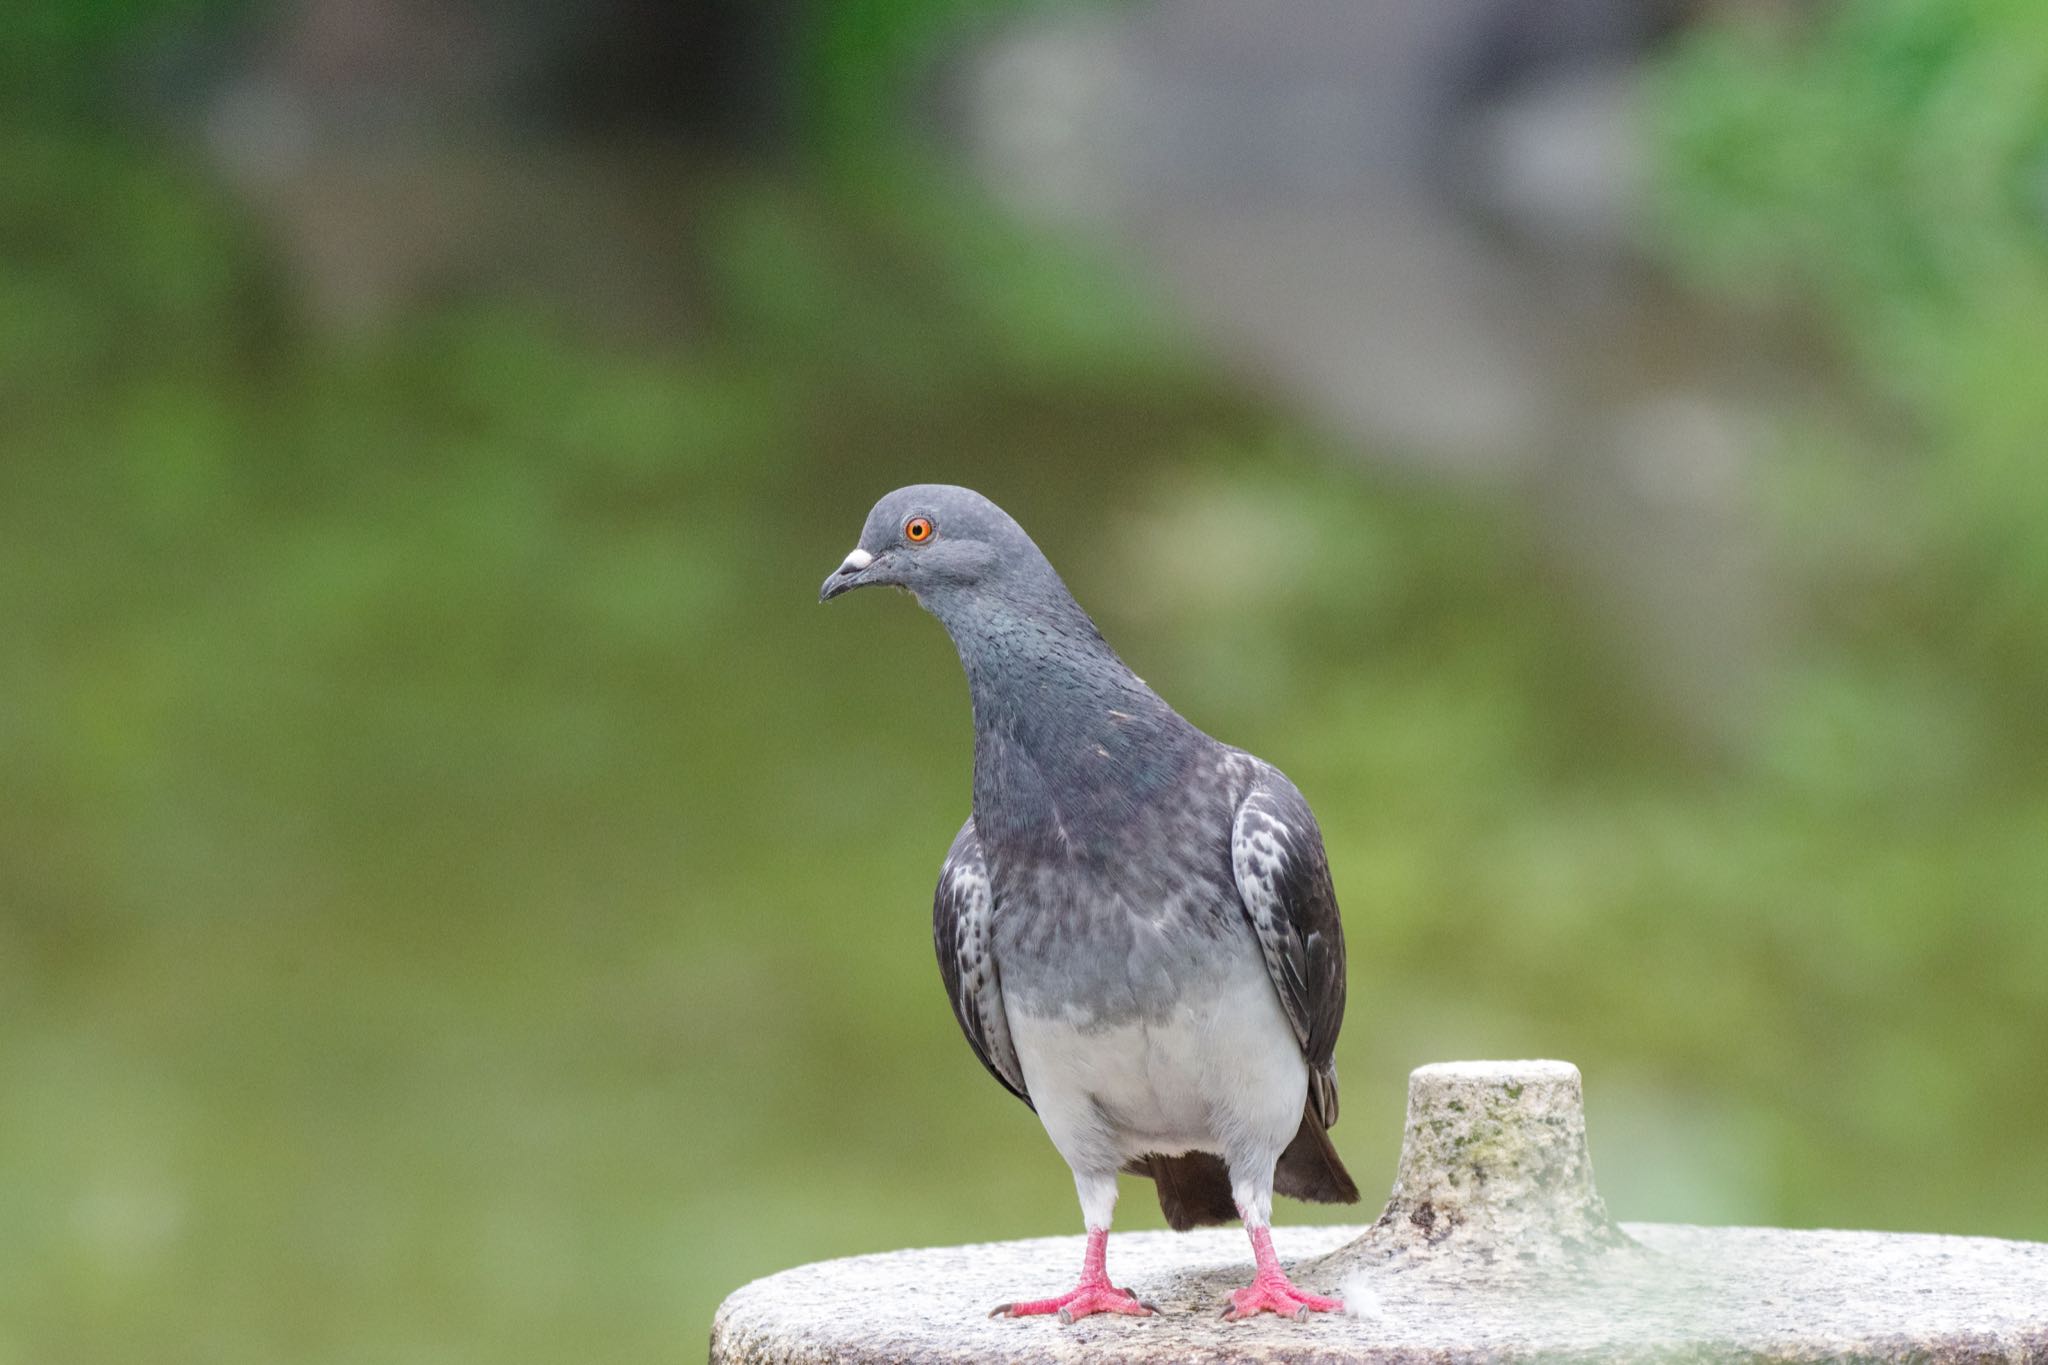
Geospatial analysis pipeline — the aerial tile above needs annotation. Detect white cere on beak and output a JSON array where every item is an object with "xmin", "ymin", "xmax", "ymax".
[{"xmin": 840, "ymin": 548, "xmax": 874, "ymax": 572}]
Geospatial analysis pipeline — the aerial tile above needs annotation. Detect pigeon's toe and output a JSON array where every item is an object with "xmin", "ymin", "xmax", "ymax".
[
  {"xmin": 1221, "ymin": 1270, "xmax": 1343, "ymax": 1322},
  {"xmin": 992, "ymin": 1281, "xmax": 1154, "ymax": 1324}
]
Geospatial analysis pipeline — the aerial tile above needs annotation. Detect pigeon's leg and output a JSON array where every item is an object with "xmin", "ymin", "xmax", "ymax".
[
  {"xmin": 990, "ymin": 1171, "xmax": 1155, "ymax": 1324},
  {"xmin": 1220, "ymin": 1174, "xmax": 1343, "ymax": 1321}
]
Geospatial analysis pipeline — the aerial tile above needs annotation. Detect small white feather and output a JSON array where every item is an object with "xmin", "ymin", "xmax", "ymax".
[{"xmin": 1339, "ymin": 1269, "xmax": 1385, "ymax": 1319}]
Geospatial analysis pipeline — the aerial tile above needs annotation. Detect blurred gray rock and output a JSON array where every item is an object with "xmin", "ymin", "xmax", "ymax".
[
  {"xmin": 187, "ymin": 0, "xmax": 799, "ymax": 338},
  {"xmin": 945, "ymin": 0, "xmax": 1801, "ymax": 755}
]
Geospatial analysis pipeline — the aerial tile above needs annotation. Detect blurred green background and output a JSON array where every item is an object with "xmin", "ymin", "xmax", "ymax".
[{"xmin": 3, "ymin": 0, "xmax": 2045, "ymax": 1361}]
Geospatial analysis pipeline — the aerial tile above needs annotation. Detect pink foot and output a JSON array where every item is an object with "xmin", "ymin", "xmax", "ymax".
[
  {"xmin": 989, "ymin": 1227, "xmax": 1155, "ymax": 1325},
  {"xmin": 1222, "ymin": 1223, "xmax": 1343, "ymax": 1321},
  {"xmin": 990, "ymin": 1281, "xmax": 1156, "ymax": 1324},
  {"xmin": 1221, "ymin": 1268, "xmax": 1344, "ymax": 1322}
]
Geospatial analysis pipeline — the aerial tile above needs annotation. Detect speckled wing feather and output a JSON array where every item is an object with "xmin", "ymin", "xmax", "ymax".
[
  {"xmin": 1230, "ymin": 771, "xmax": 1347, "ymax": 1126},
  {"xmin": 932, "ymin": 819, "xmax": 1031, "ymax": 1109}
]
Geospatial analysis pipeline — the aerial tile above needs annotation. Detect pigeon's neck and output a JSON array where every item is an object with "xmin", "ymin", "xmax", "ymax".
[
  {"xmin": 925, "ymin": 578, "xmax": 1200, "ymax": 852},
  {"xmin": 927, "ymin": 583, "xmax": 1154, "ymax": 728}
]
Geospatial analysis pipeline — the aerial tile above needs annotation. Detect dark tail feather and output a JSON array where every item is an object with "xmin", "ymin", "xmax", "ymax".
[
  {"xmin": 1125, "ymin": 1106, "xmax": 1358, "ymax": 1229},
  {"xmin": 1125, "ymin": 1152, "xmax": 1238, "ymax": 1231},
  {"xmin": 1275, "ymin": 1106, "xmax": 1360, "ymax": 1206}
]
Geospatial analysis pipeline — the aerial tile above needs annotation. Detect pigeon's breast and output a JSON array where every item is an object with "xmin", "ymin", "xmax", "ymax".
[
  {"xmin": 989, "ymin": 853, "xmax": 1245, "ymax": 1024},
  {"xmin": 979, "ymin": 744, "xmax": 1257, "ymax": 1023}
]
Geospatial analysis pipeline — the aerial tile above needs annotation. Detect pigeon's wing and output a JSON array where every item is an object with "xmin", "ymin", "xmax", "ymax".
[
  {"xmin": 1231, "ymin": 769, "xmax": 1348, "ymax": 1126},
  {"xmin": 933, "ymin": 818, "xmax": 1031, "ymax": 1109}
]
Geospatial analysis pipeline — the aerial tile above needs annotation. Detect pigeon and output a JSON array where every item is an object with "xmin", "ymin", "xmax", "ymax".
[{"xmin": 820, "ymin": 485, "xmax": 1358, "ymax": 1323}]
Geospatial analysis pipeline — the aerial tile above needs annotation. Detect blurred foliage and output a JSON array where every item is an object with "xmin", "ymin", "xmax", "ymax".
[
  {"xmin": 800, "ymin": 0, "xmax": 1097, "ymax": 168},
  {"xmin": 1652, "ymin": 0, "xmax": 2048, "ymax": 666},
  {"xmin": 1, "ymin": 1, "xmax": 2045, "ymax": 1363},
  {"xmin": 2, "ymin": 0, "xmax": 248, "ymax": 119},
  {"xmin": 1636, "ymin": 0, "xmax": 2048, "ymax": 1232}
]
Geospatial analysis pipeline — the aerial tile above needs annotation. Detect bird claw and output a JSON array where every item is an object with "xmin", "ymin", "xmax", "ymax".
[
  {"xmin": 1220, "ymin": 1270, "xmax": 1343, "ymax": 1322},
  {"xmin": 992, "ymin": 1280, "xmax": 1154, "ymax": 1324}
]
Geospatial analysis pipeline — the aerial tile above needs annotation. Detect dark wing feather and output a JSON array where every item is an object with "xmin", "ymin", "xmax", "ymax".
[
  {"xmin": 1230, "ymin": 771, "xmax": 1348, "ymax": 1126},
  {"xmin": 932, "ymin": 819, "xmax": 1030, "ymax": 1108}
]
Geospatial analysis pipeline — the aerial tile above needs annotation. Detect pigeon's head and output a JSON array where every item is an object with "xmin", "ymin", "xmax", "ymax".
[{"xmin": 819, "ymin": 484, "xmax": 1041, "ymax": 607}]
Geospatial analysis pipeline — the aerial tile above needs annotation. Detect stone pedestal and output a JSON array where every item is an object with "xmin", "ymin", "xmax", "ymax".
[{"xmin": 711, "ymin": 1060, "xmax": 2048, "ymax": 1363}]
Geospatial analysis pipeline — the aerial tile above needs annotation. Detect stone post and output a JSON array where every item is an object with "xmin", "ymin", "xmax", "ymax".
[{"xmin": 1317, "ymin": 1059, "xmax": 1630, "ymax": 1272}]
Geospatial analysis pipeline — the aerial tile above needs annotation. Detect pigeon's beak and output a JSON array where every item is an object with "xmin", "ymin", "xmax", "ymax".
[{"xmin": 819, "ymin": 547, "xmax": 876, "ymax": 603}]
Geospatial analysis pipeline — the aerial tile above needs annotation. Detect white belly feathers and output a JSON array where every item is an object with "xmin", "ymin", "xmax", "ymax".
[{"xmin": 1006, "ymin": 950, "xmax": 1308, "ymax": 1178}]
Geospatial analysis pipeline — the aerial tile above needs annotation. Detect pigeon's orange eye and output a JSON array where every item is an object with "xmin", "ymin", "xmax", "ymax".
[{"xmin": 904, "ymin": 516, "xmax": 934, "ymax": 544}]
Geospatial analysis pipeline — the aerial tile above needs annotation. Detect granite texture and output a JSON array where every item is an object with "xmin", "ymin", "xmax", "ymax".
[
  {"xmin": 710, "ymin": 1222, "xmax": 2048, "ymax": 1364},
  {"xmin": 710, "ymin": 1062, "xmax": 2048, "ymax": 1363}
]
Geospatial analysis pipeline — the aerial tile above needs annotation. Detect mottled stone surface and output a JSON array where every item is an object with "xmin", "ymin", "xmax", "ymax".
[
  {"xmin": 1319, "ymin": 1060, "xmax": 1630, "ymax": 1272},
  {"xmin": 711, "ymin": 1061, "xmax": 2048, "ymax": 1362},
  {"xmin": 710, "ymin": 1222, "xmax": 2048, "ymax": 1364}
]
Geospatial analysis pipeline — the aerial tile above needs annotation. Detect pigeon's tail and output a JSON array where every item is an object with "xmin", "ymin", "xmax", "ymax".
[
  {"xmin": 1126, "ymin": 1108, "xmax": 1360, "ymax": 1231},
  {"xmin": 1126, "ymin": 1152, "xmax": 1238, "ymax": 1231},
  {"xmin": 1275, "ymin": 1106, "xmax": 1360, "ymax": 1207}
]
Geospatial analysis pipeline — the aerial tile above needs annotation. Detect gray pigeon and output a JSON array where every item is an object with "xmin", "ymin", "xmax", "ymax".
[{"xmin": 820, "ymin": 485, "xmax": 1357, "ymax": 1323}]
